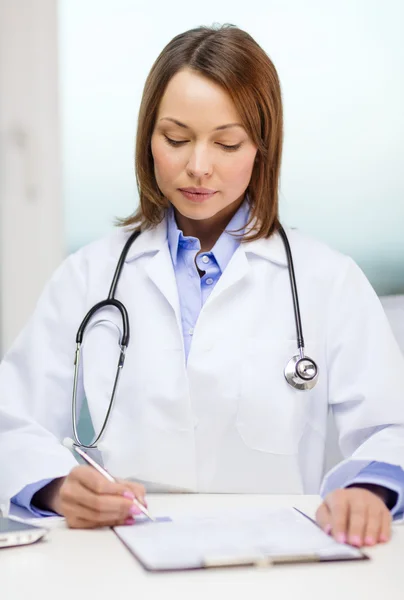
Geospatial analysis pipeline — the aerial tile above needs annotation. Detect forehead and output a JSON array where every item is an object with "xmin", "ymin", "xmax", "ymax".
[{"xmin": 156, "ymin": 68, "xmax": 241, "ymax": 127}]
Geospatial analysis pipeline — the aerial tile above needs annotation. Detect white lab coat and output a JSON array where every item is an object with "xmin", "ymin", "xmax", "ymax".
[{"xmin": 1, "ymin": 217, "xmax": 404, "ymax": 500}]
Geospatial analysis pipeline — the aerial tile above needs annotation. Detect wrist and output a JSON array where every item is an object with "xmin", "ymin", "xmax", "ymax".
[
  {"xmin": 32, "ymin": 477, "xmax": 65, "ymax": 514},
  {"xmin": 346, "ymin": 482, "xmax": 397, "ymax": 509}
]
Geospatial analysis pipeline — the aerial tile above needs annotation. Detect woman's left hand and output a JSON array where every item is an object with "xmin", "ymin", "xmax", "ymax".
[{"xmin": 315, "ymin": 486, "xmax": 392, "ymax": 547}]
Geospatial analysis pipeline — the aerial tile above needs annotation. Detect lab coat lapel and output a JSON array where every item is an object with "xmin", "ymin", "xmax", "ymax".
[
  {"xmin": 203, "ymin": 229, "xmax": 288, "ymax": 305},
  {"xmin": 205, "ymin": 245, "xmax": 250, "ymax": 304},
  {"xmin": 144, "ymin": 244, "xmax": 181, "ymax": 322},
  {"xmin": 124, "ymin": 218, "xmax": 181, "ymax": 322}
]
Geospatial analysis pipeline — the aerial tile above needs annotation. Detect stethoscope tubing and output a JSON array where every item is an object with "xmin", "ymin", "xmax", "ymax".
[{"xmin": 70, "ymin": 225, "xmax": 318, "ymax": 448}]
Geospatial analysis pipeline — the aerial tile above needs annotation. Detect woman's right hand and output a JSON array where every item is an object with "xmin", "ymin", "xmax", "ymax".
[{"xmin": 35, "ymin": 465, "xmax": 146, "ymax": 528}]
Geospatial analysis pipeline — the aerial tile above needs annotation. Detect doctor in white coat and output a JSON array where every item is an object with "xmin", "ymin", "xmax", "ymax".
[{"xmin": 1, "ymin": 25, "xmax": 404, "ymax": 547}]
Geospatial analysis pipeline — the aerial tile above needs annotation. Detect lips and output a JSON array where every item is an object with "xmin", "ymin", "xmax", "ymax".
[
  {"xmin": 179, "ymin": 189, "xmax": 217, "ymax": 203},
  {"xmin": 179, "ymin": 187, "xmax": 216, "ymax": 194}
]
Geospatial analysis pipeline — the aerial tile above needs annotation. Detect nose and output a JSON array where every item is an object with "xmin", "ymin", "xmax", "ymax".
[{"xmin": 186, "ymin": 144, "xmax": 213, "ymax": 178}]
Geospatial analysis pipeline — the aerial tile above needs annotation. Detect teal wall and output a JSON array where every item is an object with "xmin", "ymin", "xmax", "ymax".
[{"xmin": 59, "ymin": 1, "xmax": 404, "ymax": 296}]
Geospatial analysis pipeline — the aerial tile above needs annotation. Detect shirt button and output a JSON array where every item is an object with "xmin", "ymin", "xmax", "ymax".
[
  {"xmin": 201, "ymin": 255, "xmax": 210, "ymax": 264},
  {"xmin": 205, "ymin": 278, "xmax": 214, "ymax": 285},
  {"xmin": 188, "ymin": 328, "xmax": 194, "ymax": 335}
]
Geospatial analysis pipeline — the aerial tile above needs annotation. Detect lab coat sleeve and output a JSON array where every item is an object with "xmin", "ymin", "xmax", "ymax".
[
  {"xmin": 0, "ymin": 252, "xmax": 87, "ymax": 500},
  {"xmin": 343, "ymin": 461, "xmax": 404, "ymax": 517},
  {"xmin": 11, "ymin": 479, "xmax": 58, "ymax": 517},
  {"xmin": 320, "ymin": 257, "xmax": 404, "ymax": 497}
]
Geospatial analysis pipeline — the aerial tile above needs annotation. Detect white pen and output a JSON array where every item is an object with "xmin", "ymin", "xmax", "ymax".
[{"xmin": 63, "ymin": 438, "xmax": 155, "ymax": 521}]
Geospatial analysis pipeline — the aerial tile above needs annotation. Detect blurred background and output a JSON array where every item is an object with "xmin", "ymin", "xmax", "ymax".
[{"xmin": 0, "ymin": 0, "xmax": 403, "ymax": 356}]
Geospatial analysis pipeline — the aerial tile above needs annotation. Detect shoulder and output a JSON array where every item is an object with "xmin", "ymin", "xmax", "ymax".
[
  {"xmin": 285, "ymin": 227, "xmax": 347, "ymax": 262},
  {"xmin": 283, "ymin": 227, "xmax": 356, "ymax": 280},
  {"xmin": 283, "ymin": 228, "xmax": 376, "ymax": 304},
  {"xmin": 67, "ymin": 227, "xmax": 136, "ymax": 274},
  {"xmin": 247, "ymin": 225, "xmax": 354, "ymax": 279},
  {"xmin": 40, "ymin": 228, "xmax": 137, "ymax": 302}
]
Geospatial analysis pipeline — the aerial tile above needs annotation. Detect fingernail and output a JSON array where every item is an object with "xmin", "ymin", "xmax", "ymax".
[
  {"xmin": 124, "ymin": 517, "xmax": 135, "ymax": 526},
  {"xmin": 130, "ymin": 504, "xmax": 142, "ymax": 516},
  {"xmin": 336, "ymin": 533, "xmax": 346, "ymax": 544},
  {"xmin": 123, "ymin": 491, "xmax": 135, "ymax": 500},
  {"xmin": 379, "ymin": 534, "xmax": 388, "ymax": 543},
  {"xmin": 349, "ymin": 535, "xmax": 361, "ymax": 547},
  {"xmin": 323, "ymin": 524, "xmax": 332, "ymax": 535},
  {"xmin": 364, "ymin": 536, "xmax": 375, "ymax": 546}
]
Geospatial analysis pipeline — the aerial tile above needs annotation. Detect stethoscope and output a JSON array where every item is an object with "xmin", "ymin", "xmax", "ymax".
[{"xmin": 71, "ymin": 224, "xmax": 318, "ymax": 449}]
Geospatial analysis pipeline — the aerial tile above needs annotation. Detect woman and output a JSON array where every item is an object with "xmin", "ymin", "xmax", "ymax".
[{"xmin": 1, "ymin": 25, "xmax": 404, "ymax": 546}]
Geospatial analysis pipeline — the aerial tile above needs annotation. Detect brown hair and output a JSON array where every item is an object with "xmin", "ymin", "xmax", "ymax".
[{"xmin": 119, "ymin": 23, "xmax": 283, "ymax": 240}]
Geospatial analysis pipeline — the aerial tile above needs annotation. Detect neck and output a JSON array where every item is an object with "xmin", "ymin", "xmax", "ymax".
[{"xmin": 174, "ymin": 195, "xmax": 244, "ymax": 252}]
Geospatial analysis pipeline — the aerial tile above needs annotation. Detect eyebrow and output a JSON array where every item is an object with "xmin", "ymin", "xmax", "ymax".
[{"xmin": 159, "ymin": 117, "xmax": 244, "ymax": 131}]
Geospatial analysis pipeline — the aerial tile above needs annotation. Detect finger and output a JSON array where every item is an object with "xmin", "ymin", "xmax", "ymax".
[
  {"xmin": 60, "ymin": 479, "xmax": 138, "ymax": 520},
  {"xmin": 66, "ymin": 515, "xmax": 96, "ymax": 529},
  {"xmin": 315, "ymin": 502, "xmax": 332, "ymax": 534},
  {"xmin": 70, "ymin": 466, "xmax": 137, "ymax": 497},
  {"xmin": 363, "ymin": 504, "xmax": 384, "ymax": 546},
  {"xmin": 61, "ymin": 494, "xmax": 138, "ymax": 525},
  {"xmin": 346, "ymin": 495, "xmax": 368, "ymax": 547},
  {"xmin": 120, "ymin": 481, "xmax": 147, "ymax": 506},
  {"xmin": 66, "ymin": 513, "xmax": 132, "ymax": 530},
  {"xmin": 325, "ymin": 490, "xmax": 349, "ymax": 544},
  {"xmin": 379, "ymin": 507, "xmax": 392, "ymax": 543}
]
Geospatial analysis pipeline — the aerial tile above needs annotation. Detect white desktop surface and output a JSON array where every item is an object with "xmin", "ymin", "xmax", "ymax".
[{"xmin": 2, "ymin": 494, "xmax": 404, "ymax": 600}]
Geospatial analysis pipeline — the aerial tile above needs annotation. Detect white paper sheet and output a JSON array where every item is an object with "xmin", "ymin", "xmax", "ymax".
[{"xmin": 114, "ymin": 507, "xmax": 364, "ymax": 570}]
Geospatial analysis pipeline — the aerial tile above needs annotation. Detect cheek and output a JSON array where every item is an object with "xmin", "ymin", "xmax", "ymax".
[
  {"xmin": 152, "ymin": 141, "xmax": 182, "ymax": 185},
  {"xmin": 221, "ymin": 152, "xmax": 256, "ymax": 190}
]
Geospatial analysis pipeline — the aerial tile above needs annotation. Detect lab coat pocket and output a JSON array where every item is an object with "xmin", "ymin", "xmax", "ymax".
[{"xmin": 236, "ymin": 339, "xmax": 314, "ymax": 455}]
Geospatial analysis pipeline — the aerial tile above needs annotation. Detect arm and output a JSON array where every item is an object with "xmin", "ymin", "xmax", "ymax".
[
  {"xmin": 317, "ymin": 258, "xmax": 404, "ymax": 545},
  {"xmin": 321, "ymin": 257, "xmax": 404, "ymax": 494},
  {"xmin": 11, "ymin": 479, "xmax": 59, "ymax": 516},
  {"xmin": 0, "ymin": 253, "xmax": 86, "ymax": 502},
  {"xmin": 1, "ymin": 244, "xmax": 149, "ymax": 528},
  {"xmin": 345, "ymin": 461, "xmax": 404, "ymax": 514}
]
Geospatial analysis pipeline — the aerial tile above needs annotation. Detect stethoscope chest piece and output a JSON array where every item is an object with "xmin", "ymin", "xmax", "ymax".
[{"xmin": 284, "ymin": 354, "xmax": 319, "ymax": 391}]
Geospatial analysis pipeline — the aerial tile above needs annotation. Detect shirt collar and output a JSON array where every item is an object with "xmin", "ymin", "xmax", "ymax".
[
  {"xmin": 166, "ymin": 199, "xmax": 251, "ymax": 271},
  {"xmin": 166, "ymin": 206, "xmax": 183, "ymax": 266},
  {"xmin": 124, "ymin": 202, "xmax": 288, "ymax": 269}
]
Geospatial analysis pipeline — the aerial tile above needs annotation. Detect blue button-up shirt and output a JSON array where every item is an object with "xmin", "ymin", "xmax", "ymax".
[
  {"xmin": 167, "ymin": 200, "xmax": 249, "ymax": 361},
  {"xmin": 12, "ymin": 200, "xmax": 404, "ymax": 516}
]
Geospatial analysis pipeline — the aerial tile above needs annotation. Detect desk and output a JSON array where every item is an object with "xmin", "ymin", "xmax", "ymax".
[{"xmin": 2, "ymin": 494, "xmax": 404, "ymax": 600}]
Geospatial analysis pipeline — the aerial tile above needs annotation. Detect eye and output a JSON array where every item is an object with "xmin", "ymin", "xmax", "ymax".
[
  {"xmin": 218, "ymin": 143, "xmax": 242, "ymax": 152},
  {"xmin": 164, "ymin": 135, "xmax": 187, "ymax": 147},
  {"xmin": 163, "ymin": 135, "xmax": 242, "ymax": 152}
]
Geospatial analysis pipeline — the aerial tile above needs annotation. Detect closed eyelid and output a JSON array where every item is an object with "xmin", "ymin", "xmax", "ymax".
[
  {"xmin": 163, "ymin": 136, "xmax": 243, "ymax": 153},
  {"xmin": 162, "ymin": 132, "xmax": 244, "ymax": 144},
  {"xmin": 158, "ymin": 125, "xmax": 244, "ymax": 141},
  {"xmin": 164, "ymin": 135, "xmax": 242, "ymax": 146}
]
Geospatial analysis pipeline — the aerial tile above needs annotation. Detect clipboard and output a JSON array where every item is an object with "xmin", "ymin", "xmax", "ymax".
[{"xmin": 114, "ymin": 507, "xmax": 368, "ymax": 572}]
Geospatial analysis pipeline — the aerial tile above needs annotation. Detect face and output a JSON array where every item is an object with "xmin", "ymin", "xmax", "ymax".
[{"xmin": 150, "ymin": 68, "xmax": 258, "ymax": 224}]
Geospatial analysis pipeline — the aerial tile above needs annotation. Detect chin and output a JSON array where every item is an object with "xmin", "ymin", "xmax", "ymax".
[{"xmin": 176, "ymin": 203, "xmax": 222, "ymax": 221}]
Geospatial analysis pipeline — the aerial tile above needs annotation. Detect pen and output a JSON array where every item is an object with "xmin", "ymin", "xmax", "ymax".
[{"xmin": 63, "ymin": 438, "xmax": 155, "ymax": 521}]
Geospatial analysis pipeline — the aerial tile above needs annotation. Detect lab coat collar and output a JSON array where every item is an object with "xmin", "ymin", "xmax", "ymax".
[
  {"xmin": 123, "ymin": 219, "xmax": 167, "ymax": 262},
  {"xmin": 123, "ymin": 215, "xmax": 289, "ymax": 268},
  {"xmin": 242, "ymin": 225, "xmax": 289, "ymax": 267}
]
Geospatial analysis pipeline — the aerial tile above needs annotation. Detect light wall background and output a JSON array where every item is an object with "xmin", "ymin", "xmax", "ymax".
[{"xmin": 59, "ymin": 0, "xmax": 404, "ymax": 295}]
